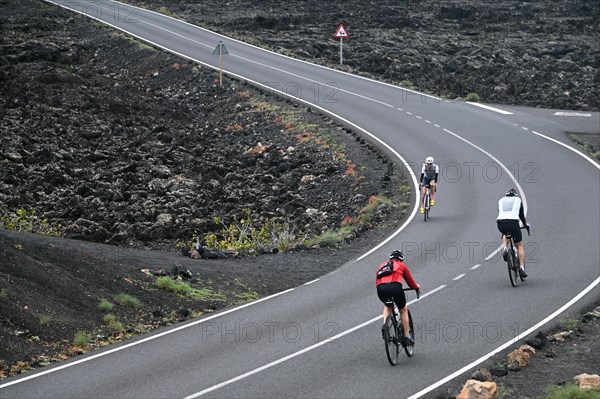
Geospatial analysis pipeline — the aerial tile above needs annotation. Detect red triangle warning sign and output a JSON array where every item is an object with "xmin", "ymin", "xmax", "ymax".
[{"xmin": 334, "ymin": 23, "xmax": 349, "ymax": 38}]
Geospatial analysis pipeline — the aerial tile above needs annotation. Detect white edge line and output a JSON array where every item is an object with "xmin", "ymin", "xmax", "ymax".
[
  {"xmin": 530, "ymin": 131, "xmax": 600, "ymax": 170},
  {"xmin": 185, "ymin": 284, "xmax": 447, "ymax": 398},
  {"xmin": 409, "ymin": 277, "xmax": 600, "ymax": 399},
  {"xmin": 0, "ymin": 288, "xmax": 294, "ymax": 388},
  {"xmin": 465, "ymin": 102, "xmax": 513, "ymax": 115},
  {"xmin": 303, "ymin": 278, "xmax": 319, "ymax": 286}
]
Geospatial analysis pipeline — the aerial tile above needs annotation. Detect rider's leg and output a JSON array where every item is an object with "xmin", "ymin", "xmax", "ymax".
[
  {"xmin": 383, "ymin": 305, "xmax": 392, "ymax": 321},
  {"xmin": 399, "ymin": 306, "xmax": 410, "ymax": 338},
  {"xmin": 420, "ymin": 185, "xmax": 426, "ymax": 212},
  {"xmin": 515, "ymin": 241, "xmax": 525, "ymax": 266}
]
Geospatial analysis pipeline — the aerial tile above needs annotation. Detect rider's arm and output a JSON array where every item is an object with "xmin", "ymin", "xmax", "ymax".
[
  {"xmin": 401, "ymin": 265, "xmax": 420, "ymax": 290},
  {"xmin": 519, "ymin": 203, "xmax": 527, "ymax": 226}
]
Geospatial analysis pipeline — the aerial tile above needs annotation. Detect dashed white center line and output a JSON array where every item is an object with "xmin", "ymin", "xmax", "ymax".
[
  {"xmin": 471, "ymin": 264, "xmax": 481, "ymax": 270},
  {"xmin": 453, "ymin": 274, "xmax": 466, "ymax": 281}
]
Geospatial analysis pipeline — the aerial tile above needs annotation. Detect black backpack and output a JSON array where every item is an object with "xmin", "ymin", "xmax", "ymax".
[{"xmin": 377, "ymin": 260, "xmax": 394, "ymax": 279}]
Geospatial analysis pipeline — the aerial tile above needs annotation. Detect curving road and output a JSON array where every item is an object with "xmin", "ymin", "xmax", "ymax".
[{"xmin": 2, "ymin": 1, "xmax": 599, "ymax": 398}]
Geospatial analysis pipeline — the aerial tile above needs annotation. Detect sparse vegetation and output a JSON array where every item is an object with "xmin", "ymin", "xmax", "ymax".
[
  {"xmin": 39, "ymin": 315, "xmax": 52, "ymax": 326},
  {"xmin": 400, "ymin": 185, "xmax": 411, "ymax": 197},
  {"xmin": 113, "ymin": 293, "xmax": 142, "ymax": 309},
  {"xmin": 203, "ymin": 209, "xmax": 299, "ymax": 254},
  {"xmin": 98, "ymin": 299, "xmax": 114, "ymax": 313},
  {"xmin": 0, "ymin": 207, "xmax": 63, "ymax": 237},
  {"xmin": 103, "ymin": 314, "xmax": 124, "ymax": 332},
  {"xmin": 465, "ymin": 92, "xmax": 481, "ymax": 102},
  {"xmin": 73, "ymin": 331, "xmax": 91, "ymax": 348},
  {"xmin": 156, "ymin": 276, "xmax": 227, "ymax": 302},
  {"xmin": 400, "ymin": 80, "xmax": 415, "ymax": 90},
  {"xmin": 560, "ymin": 317, "xmax": 581, "ymax": 331},
  {"xmin": 542, "ymin": 384, "xmax": 600, "ymax": 399}
]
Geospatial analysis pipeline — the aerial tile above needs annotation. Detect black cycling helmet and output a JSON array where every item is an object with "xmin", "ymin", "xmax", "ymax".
[
  {"xmin": 389, "ymin": 250, "xmax": 405, "ymax": 261},
  {"xmin": 506, "ymin": 188, "xmax": 518, "ymax": 197}
]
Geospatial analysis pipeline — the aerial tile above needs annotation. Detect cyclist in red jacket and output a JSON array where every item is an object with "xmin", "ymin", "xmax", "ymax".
[{"xmin": 376, "ymin": 249, "xmax": 420, "ymax": 346}]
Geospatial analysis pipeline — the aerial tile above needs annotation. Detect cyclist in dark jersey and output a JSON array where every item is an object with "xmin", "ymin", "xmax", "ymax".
[
  {"xmin": 420, "ymin": 156, "xmax": 439, "ymax": 214},
  {"xmin": 376, "ymin": 250, "xmax": 420, "ymax": 346}
]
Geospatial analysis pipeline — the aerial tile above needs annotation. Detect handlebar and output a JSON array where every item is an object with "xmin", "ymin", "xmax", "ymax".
[{"xmin": 403, "ymin": 287, "xmax": 420, "ymax": 299}]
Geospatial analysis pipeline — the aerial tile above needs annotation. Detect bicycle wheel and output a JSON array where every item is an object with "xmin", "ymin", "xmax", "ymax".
[
  {"xmin": 424, "ymin": 193, "xmax": 429, "ymax": 222},
  {"xmin": 402, "ymin": 310, "xmax": 415, "ymax": 357},
  {"xmin": 507, "ymin": 247, "xmax": 518, "ymax": 287},
  {"xmin": 384, "ymin": 315, "xmax": 399, "ymax": 365}
]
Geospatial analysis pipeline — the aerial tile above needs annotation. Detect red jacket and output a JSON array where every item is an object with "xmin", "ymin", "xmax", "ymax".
[{"xmin": 376, "ymin": 259, "xmax": 419, "ymax": 289}]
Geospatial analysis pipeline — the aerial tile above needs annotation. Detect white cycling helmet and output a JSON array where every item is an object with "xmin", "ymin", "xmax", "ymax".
[{"xmin": 425, "ymin": 156, "xmax": 434, "ymax": 164}]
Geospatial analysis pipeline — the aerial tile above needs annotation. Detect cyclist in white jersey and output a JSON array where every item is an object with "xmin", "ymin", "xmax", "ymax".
[
  {"xmin": 419, "ymin": 156, "xmax": 439, "ymax": 214},
  {"xmin": 497, "ymin": 188, "xmax": 531, "ymax": 277}
]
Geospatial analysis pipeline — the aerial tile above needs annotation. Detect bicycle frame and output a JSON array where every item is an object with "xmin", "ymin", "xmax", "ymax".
[{"xmin": 382, "ymin": 288, "xmax": 419, "ymax": 365}]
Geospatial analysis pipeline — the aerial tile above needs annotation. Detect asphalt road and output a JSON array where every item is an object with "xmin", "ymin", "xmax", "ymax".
[{"xmin": 2, "ymin": 1, "xmax": 599, "ymax": 398}]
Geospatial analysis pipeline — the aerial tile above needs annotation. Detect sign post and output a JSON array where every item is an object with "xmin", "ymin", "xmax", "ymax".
[
  {"xmin": 333, "ymin": 23, "xmax": 349, "ymax": 65},
  {"xmin": 212, "ymin": 41, "xmax": 229, "ymax": 86}
]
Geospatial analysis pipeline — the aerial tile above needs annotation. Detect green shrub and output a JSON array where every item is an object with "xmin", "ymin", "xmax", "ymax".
[
  {"xmin": 156, "ymin": 276, "xmax": 226, "ymax": 302},
  {"xmin": 114, "ymin": 293, "xmax": 142, "ymax": 309},
  {"xmin": 156, "ymin": 276, "xmax": 193, "ymax": 296},
  {"xmin": 560, "ymin": 317, "xmax": 581, "ymax": 331},
  {"xmin": 73, "ymin": 331, "xmax": 91, "ymax": 347},
  {"xmin": 39, "ymin": 315, "xmax": 52, "ymax": 326},
  {"xmin": 401, "ymin": 80, "xmax": 415, "ymax": 90},
  {"xmin": 0, "ymin": 207, "xmax": 63, "ymax": 237},
  {"xmin": 103, "ymin": 314, "xmax": 124, "ymax": 332},
  {"xmin": 203, "ymin": 209, "xmax": 298, "ymax": 254},
  {"xmin": 542, "ymin": 384, "xmax": 600, "ymax": 399},
  {"xmin": 465, "ymin": 92, "xmax": 481, "ymax": 102},
  {"xmin": 98, "ymin": 299, "xmax": 114, "ymax": 313}
]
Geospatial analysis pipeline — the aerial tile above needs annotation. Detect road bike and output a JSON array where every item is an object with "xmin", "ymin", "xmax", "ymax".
[
  {"xmin": 421, "ymin": 185, "xmax": 433, "ymax": 222},
  {"xmin": 382, "ymin": 288, "xmax": 419, "ymax": 366},
  {"xmin": 505, "ymin": 226, "xmax": 530, "ymax": 287}
]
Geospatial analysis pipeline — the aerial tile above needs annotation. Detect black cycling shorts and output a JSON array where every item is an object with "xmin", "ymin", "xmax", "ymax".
[
  {"xmin": 497, "ymin": 219, "xmax": 522, "ymax": 243},
  {"xmin": 421, "ymin": 177, "xmax": 435, "ymax": 188},
  {"xmin": 377, "ymin": 282, "xmax": 407, "ymax": 309}
]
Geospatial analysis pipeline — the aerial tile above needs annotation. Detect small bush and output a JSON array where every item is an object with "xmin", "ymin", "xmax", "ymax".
[
  {"xmin": 559, "ymin": 317, "xmax": 581, "ymax": 331},
  {"xmin": 0, "ymin": 288, "xmax": 7, "ymax": 299},
  {"xmin": 306, "ymin": 226, "xmax": 353, "ymax": 248},
  {"xmin": 400, "ymin": 185, "xmax": 411, "ymax": 197},
  {"xmin": 465, "ymin": 92, "xmax": 481, "ymax": 102},
  {"xmin": 156, "ymin": 276, "xmax": 193, "ymax": 296},
  {"xmin": 400, "ymin": 80, "xmax": 415, "ymax": 90},
  {"xmin": 0, "ymin": 207, "xmax": 63, "ymax": 237},
  {"xmin": 73, "ymin": 331, "xmax": 91, "ymax": 347},
  {"xmin": 542, "ymin": 384, "xmax": 600, "ymax": 399},
  {"xmin": 39, "ymin": 315, "xmax": 52, "ymax": 326},
  {"xmin": 98, "ymin": 299, "xmax": 114, "ymax": 313},
  {"xmin": 103, "ymin": 314, "xmax": 124, "ymax": 332},
  {"xmin": 114, "ymin": 293, "xmax": 142, "ymax": 309}
]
